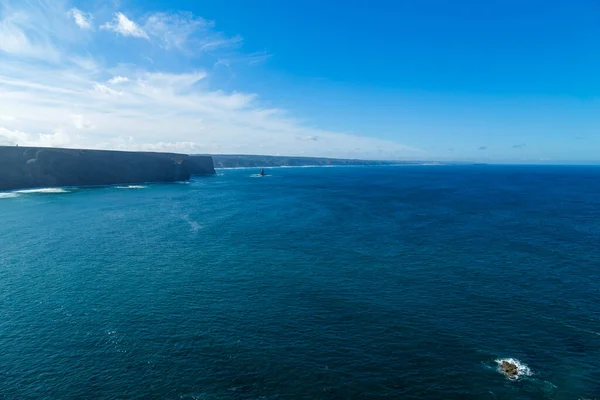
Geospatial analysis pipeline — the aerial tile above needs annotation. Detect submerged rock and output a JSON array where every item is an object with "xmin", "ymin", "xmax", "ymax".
[{"xmin": 501, "ymin": 361, "xmax": 519, "ymax": 378}]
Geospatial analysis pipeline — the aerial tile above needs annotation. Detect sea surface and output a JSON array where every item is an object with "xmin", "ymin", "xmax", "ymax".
[{"xmin": 1, "ymin": 165, "xmax": 599, "ymax": 399}]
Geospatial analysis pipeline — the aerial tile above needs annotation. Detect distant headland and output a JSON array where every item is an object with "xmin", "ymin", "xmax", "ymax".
[
  {"xmin": 206, "ymin": 154, "xmax": 433, "ymax": 168},
  {"xmin": 0, "ymin": 146, "xmax": 215, "ymax": 191},
  {"xmin": 1, "ymin": 146, "xmax": 468, "ymax": 191}
]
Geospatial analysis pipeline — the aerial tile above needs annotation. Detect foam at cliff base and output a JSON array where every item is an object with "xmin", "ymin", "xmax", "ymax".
[
  {"xmin": 115, "ymin": 185, "xmax": 147, "ymax": 189},
  {"xmin": 14, "ymin": 188, "xmax": 69, "ymax": 194},
  {"xmin": 0, "ymin": 193, "xmax": 19, "ymax": 199},
  {"xmin": 495, "ymin": 358, "xmax": 533, "ymax": 380}
]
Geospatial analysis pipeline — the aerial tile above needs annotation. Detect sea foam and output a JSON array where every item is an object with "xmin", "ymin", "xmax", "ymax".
[
  {"xmin": 14, "ymin": 188, "xmax": 69, "ymax": 194},
  {"xmin": 116, "ymin": 185, "xmax": 147, "ymax": 189},
  {"xmin": 0, "ymin": 193, "xmax": 19, "ymax": 199}
]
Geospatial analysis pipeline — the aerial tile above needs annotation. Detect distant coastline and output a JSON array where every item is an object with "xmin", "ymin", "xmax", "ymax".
[
  {"xmin": 214, "ymin": 163, "xmax": 442, "ymax": 170},
  {"xmin": 205, "ymin": 154, "xmax": 446, "ymax": 169},
  {"xmin": 1, "ymin": 146, "xmax": 483, "ymax": 192}
]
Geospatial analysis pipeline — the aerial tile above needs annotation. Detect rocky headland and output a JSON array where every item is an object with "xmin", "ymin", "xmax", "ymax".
[{"xmin": 0, "ymin": 146, "xmax": 215, "ymax": 191}]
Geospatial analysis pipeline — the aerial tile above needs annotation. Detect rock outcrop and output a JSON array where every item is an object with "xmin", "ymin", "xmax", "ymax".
[
  {"xmin": 501, "ymin": 361, "xmax": 518, "ymax": 378},
  {"xmin": 0, "ymin": 146, "xmax": 215, "ymax": 191}
]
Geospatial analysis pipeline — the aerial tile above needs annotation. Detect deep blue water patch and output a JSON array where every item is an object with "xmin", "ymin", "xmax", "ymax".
[{"xmin": 1, "ymin": 166, "xmax": 599, "ymax": 399}]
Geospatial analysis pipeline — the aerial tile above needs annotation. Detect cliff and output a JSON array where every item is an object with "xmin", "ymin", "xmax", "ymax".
[
  {"xmin": 182, "ymin": 154, "xmax": 216, "ymax": 176},
  {"xmin": 0, "ymin": 146, "xmax": 215, "ymax": 191}
]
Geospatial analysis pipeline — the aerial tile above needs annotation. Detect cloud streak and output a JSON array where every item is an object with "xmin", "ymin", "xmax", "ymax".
[
  {"xmin": 67, "ymin": 8, "xmax": 93, "ymax": 29},
  {"xmin": 0, "ymin": 4, "xmax": 60, "ymax": 60},
  {"xmin": 0, "ymin": 0, "xmax": 420, "ymax": 160},
  {"xmin": 101, "ymin": 12, "xmax": 148, "ymax": 39},
  {"xmin": 93, "ymin": 83, "xmax": 123, "ymax": 96},
  {"xmin": 107, "ymin": 76, "xmax": 129, "ymax": 84}
]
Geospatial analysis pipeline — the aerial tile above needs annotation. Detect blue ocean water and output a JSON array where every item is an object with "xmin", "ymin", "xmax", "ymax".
[{"xmin": 1, "ymin": 165, "xmax": 599, "ymax": 399}]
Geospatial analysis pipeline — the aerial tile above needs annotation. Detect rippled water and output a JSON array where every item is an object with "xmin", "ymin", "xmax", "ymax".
[{"xmin": 1, "ymin": 165, "xmax": 599, "ymax": 399}]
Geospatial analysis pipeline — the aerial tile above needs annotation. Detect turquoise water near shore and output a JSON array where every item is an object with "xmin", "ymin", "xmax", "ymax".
[{"xmin": 1, "ymin": 165, "xmax": 599, "ymax": 399}]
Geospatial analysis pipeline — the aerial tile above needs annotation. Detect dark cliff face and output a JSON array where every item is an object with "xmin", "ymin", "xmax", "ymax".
[
  {"xmin": 0, "ymin": 146, "xmax": 215, "ymax": 191},
  {"xmin": 182, "ymin": 155, "xmax": 216, "ymax": 176}
]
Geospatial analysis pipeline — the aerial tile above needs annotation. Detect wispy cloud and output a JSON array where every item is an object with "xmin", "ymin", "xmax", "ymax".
[
  {"xmin": 107, "ymin": 76, "xmax": 129, "ymax": 84},
  {"xmin": 0, "ymin": 0, "xmax": 420, "ymax": 159},
  {"xmin": 101, "ymin": 12, "xmax": 148, "ymax": 39},
  {"xmin": 143, "ymin": 11, "xmax": 244, "ymax": 54},
  {"xmin": 97, "ymin": 10, "xmax": 243, "ymax": 54},
  {"xmin": 478, "ymin": 146, "xmax": 487, "ymax": 150},
  {"xmin": 67, "ymin": 8, "xmax": 93, "ymax": 29},
  {"xmin": 0, "ymin": 3, "xmax": 60, "ymax": 60},
  {"xmin": 71, "ymin": 114, "xmax": 94, "ymax": 130},
  {"xmin": 199, "ymin": 35, "xmax": 243, "ymax": 52},
  {"xmin": 216, "ymin": 51, "xmax": 271, "ymax": 70},
  {"xmin": 512, "ymin": 143, "xmax": 526, "ymax": 149},
  {"xmin": 93, "ymin": 83, "xmax": 124, "ymax": 96},
  {"xmin": 140, "ymin": 54, "xmax": 154, "ymax": 64},
  {"xmin": 143, "ymin": 12, "xmax": 206, "ymax": 50},
  {"xmin": 70, "ymin": 55, "xmax": 99, "ymax": 72},
  {"xmin": 139, "ymin": 71, "xmax": 208, "ymax": 90},
  {"xmin": 246, "ymin": 51, "xmax": 272, "ymax": 65}
]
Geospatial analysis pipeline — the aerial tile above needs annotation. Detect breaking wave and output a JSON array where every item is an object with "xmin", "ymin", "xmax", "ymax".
[{"xmin": 14, "ymin": 188, "xmax": 69, "ymax": 194}]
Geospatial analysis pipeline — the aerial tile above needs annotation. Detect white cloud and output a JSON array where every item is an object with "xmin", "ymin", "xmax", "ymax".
[
  {"xmin": 71, "ymin": 114, "xmax": 94, "ymax": 130},
  {"xmin": 0, "ymin": 0, "xmax": 94, "ymax": 61},
  {"xmin": 37, "ymin": 129, "xmax": 77, "ymax": 147},
  {"xmin": 67, "ymin": 8, "xmax": 93, "ymax": 30},
  {"xmin": 0, "ymin": 127, "xmax": 24, "ymax": 146},
  {"xmin": 0, "ymin": 63, "xmax": 420, "ymax": 158},
  {"xmin": 0, "ymin": 1, "xmax": 420, "ymax": 160},
  {"xmin": 142, "ymin": 12, "xmax": 242, "ymax": 53},
  {"xmin": 101, "ymin": 12, "xmax": 148, "ymax": 39},
  {"xmin": 0, "ymin": 127, "xmax": 79, "ymax": 148},
  {"xmin": 93, "ymin": 83, "xmax": 124, "ymax": 96},
  {"xmin": 0, "ymin": 8, "xmax": 60, "ymax": 60},
  {"xmin": 107, "ymin": 76, "xmax": 129, "ymax": 84}
]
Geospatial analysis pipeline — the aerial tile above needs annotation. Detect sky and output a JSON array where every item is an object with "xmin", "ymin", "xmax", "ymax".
[{"xmin": 0, "ymin": 0, "xmax": 599, "ymax": 162}]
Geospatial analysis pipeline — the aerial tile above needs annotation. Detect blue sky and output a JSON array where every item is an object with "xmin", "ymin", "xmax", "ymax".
[{"xmin": 0, "ymin": 0, "xmax": 598, "ymax": 161}]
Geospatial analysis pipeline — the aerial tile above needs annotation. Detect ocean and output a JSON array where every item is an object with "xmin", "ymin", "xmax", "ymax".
[{"xmin": 1, "ymin": 165, "xmax": 598, "ymax": 399}]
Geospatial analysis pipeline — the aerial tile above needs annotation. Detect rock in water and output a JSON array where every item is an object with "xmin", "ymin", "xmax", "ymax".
[{"xmin": 501, "ymin": 361, "xmax": 518, "ymax": 378}]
